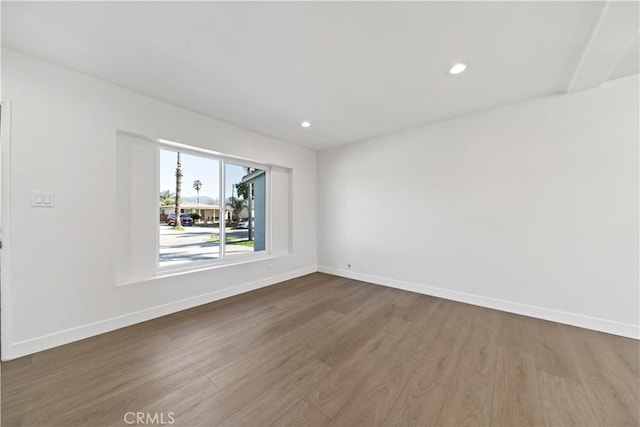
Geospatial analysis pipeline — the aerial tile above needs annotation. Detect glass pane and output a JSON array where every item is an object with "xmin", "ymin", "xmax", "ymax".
[
  {"xmin": 159, "ymin": 149, "xmax": 221, "ymax": 268},
  {"xmin": 224, "ymin": 163, "xmax": 267, "ymax": 256}
]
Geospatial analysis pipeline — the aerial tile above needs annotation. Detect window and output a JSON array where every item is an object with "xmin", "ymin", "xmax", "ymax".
[
  {"xmin": 158, "ymin": 145, "xmax": 268, "ymax": 270},
  {"xmin": 116, "ymin": 131, "xmax": 286, "ymax": 284}
]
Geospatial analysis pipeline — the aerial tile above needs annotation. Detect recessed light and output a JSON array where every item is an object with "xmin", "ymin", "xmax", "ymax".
[
  {"xmin": 301, "ymin": 121, "xmax": 311, "ymax": 128},
  {"xmin": 449, "ymin": 62, "xmax": 467, "ymax": 75}
]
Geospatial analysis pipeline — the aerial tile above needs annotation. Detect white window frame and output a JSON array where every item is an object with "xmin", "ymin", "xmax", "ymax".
[{"xmin": 156, "ymin": 139, "xmax": 272, "ymax": 274}]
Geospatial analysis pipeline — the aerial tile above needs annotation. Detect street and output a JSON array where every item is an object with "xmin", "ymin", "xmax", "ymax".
[{"xmin": 159, "ymin": 223, "xmax": 254, "ymax": 268}]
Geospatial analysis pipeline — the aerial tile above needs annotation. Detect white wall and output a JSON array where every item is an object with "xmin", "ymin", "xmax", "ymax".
[
  {"xmin": 2, "ymin": 48, "xmax": 637, "ymax": 361},
  {"xmin": 318, "ymin": 75, "xmax": 639, "ymax": 338},
  {"xmin": 1, "ymin": 49, "xmax": 318, "ymax": 359}
]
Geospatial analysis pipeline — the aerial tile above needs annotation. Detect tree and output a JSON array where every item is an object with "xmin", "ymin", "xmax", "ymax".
[
  {"xmin": 243, "ymin": 168, "xmax": 254, "ymax": 241},
  {"xmin": 226, "ymin": 196, "xmax": 245, "ymax": 222},
  {"xmin": 174, "ymin": 152, "xmax": 183, "ymax": 228},
  {"xmin": 235, "ymin": 181, "xmax": 250, "ymax": 200},
  {"xmin": 159, "ymin": 190, "xmax": 175, "ymax": 206},
  {"xmin": 193, "ymin": 180, "xmax": 202, "ymax": 205},
  {"xmin": 234, "ymin": 168, "xmax": 256, "ymax": 240}
]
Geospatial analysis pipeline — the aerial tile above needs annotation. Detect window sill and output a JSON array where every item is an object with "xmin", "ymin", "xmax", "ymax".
[{"xmin": 116, "ymin": 253, "xmax": 278, "ymax": 287}]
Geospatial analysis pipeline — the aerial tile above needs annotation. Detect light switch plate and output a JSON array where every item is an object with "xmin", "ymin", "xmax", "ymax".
[{"xmin": 32, "ymin": 191, "xmax": 55, "ymax": 207}]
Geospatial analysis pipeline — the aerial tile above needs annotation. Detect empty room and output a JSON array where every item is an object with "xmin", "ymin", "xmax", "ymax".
[{"xmin": 0, "ymin": 1, "xmax": 638, "ymax": 426}]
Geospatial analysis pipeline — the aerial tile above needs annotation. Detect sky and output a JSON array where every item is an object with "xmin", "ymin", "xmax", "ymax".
[{"xmin": 160, "ymin": 149, "xmax": 255, "ymax": 202}]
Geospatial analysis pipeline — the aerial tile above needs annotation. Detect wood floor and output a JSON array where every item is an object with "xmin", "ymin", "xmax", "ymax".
[{"xmin": 1, "ymin": 273, "xmax": 638, "ymax": 426}]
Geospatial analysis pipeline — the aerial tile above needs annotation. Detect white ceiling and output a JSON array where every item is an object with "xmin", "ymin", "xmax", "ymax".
[{"xmin": 2, "ymin": 1, "xmax": 638, "ymax": 150}]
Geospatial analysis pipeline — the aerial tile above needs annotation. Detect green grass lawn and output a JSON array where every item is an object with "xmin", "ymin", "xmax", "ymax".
[
  {"xmin": 229, "ymin": 240, "xmax": 255, "ymax": 247},
  {"xmin": 204, "ymin": 235, "xmax": 254, "ymax": 247}
]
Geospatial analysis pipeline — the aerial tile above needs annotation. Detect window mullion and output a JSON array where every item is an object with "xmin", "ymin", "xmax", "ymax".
[{"xmin": 219, "ymin": 159, "xmax": 226, "ymax": 260}]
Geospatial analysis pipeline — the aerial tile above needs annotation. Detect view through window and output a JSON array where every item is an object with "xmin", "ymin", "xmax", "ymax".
[{"xmin": 158, "ymin": 147, "xmax": 267, "ymax": 269}]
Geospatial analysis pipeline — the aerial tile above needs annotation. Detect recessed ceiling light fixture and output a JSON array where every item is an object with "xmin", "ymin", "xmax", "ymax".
[
  {"xmin": 449, "ymin": 62, "xmax": 467, "ymax": 75},
  {"xmin": 301, "ymin": 121, "xmax": 311, "ymax": 128}
]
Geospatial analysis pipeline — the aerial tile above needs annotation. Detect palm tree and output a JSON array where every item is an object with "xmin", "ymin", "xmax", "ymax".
[
  {"xmin": 193, "ymin": 180, "xmax": 202, "ymax": 205},
  {"xmin": 174, "ymin": 152, "xmax": 183, "ymax": 228},
  {"xmin": 159, "ymin": 190, "xmax": 175, "ymax": 206}
]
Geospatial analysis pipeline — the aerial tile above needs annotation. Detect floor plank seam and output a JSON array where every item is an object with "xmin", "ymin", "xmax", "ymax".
[
  {"xmin": 557, "ymin": 325, "xmax": 600, "ymax": 421},
  {"xmin": 487, "ymin": 342, "xmax": 502, "ymax": 427},
  {"xmin": 536, "ymin": 367, "xmax": 551, "ymax": 427},
  {"xmin": 303, "ymin": 397, "xmax": 332, "ymax": 420},
  {"xmin": 432, "ymin": 308, "xmax": 476, "ymax": 425},
  {"xmin": 205, "ymin": 375, "xmax": 222, "ymax": 391}
]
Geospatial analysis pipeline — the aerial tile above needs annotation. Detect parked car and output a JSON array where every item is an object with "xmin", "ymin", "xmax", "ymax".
[
  {"xmin": 166, "ymin": 213, "xmax": 193, "ymax": 226},
  {"xmin": 236, "ymin": 218, "xmax": 254, "ymax": 229}
]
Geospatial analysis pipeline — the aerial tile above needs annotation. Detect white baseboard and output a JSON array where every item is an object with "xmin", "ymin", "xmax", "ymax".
[
  {"xmin": 6, "ymin": 263, "xmax": 637, "ymax": 360},
  {"xmin": 318, "ymin": 266, "xmax": 639, "ymax": 340},
  {"xmin": 6, "ymin": 266, "xmax": 317, "ymax": 360}
]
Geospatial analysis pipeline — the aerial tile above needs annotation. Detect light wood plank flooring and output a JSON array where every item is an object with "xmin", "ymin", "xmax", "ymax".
[{"xmin": 1, "ymin": 273, "xmax": 638, "ymax": 426}]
